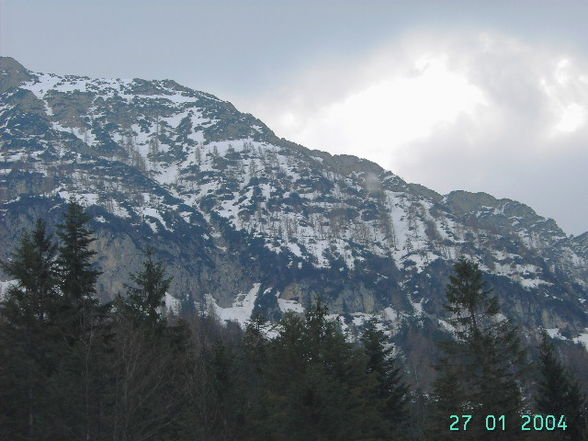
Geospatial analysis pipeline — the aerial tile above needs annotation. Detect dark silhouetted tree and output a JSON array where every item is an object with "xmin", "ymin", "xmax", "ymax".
[
  {"xmin": 54, "ymin": 200, "xmax": 108, "ymax": 440},
  {"xmin": 261, "ymin": 298, "xmax": 386, "ymax": 441},
  {"xmin": 56, "ymin": 199, "xmax": 102, "ymax": 341},
  {"xmin": 0, "ymin": 219, "xmax": 60, "ymax": 440},
  {"xmin": 361, "ymin": 318, "xmax": 409, "ymax": 437},
  {"xmin": 535, "ymin": 333, "xmax": 587, "ymax": 441},
  {"xmin": 120, "ymin": 250, "xmax": 171, "ymax": 327},
  {"xmin": 432, "ymin": 258, "xmax": 527, "ymax": 441}
]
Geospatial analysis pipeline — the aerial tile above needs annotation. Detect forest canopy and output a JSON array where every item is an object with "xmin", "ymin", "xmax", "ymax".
[{"xmin": 0, "ymin": 201, "xmax": 586, "ymax": 441}]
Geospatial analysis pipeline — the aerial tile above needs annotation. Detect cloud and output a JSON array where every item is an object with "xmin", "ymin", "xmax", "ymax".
[{"xmin": 245, "ymin": 31, "xmax": 588, "ymax": 235}]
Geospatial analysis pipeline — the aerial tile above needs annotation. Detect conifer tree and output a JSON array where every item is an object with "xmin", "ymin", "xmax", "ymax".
[
  {"xmin": 535, "ymin": 333, "xmax": 587, "ymax": 441},
  {"xmin": 57, "ymin": 200, "xmax": 101, "ymax": 299},
  {"xmin": 262, "ymin": 298, "xmax": 386, "ymax": 441},
  {"xmin": 56, "ymin": 199, "xmax": 102, "ymax": 339},
  {"xmin": 432, "ymin": 257, "xmax": 527, "ymax": 441},
  {"xmin": 121, "ymin": 249, "xmax": 171, "ymax": 327},
  {"xmin": 54, "ymin": 200, "xmax": 107, "ymax": 440},
  {"xmin": 0, "ymin": 219, "xmax": 60, "ymax": 439},
  {"xmin": 110, "ymin": 251, "xmax": 197, "ymax": 441},
  {"xmin": 1, "ymin": 219, "xmax": 59, "ymax": 321},
  {"xmin": 243, "ymin": 314, "xmax": 269, "ymax": 370},
  {"xmin": 239, "ymin": 315, "xmax": 271, "ymax": 440},
  {"xmin": 429, "ymin": 360, "xmax": 470, "ymax": 441},
  {"xmin": 361, "ymin": 318, "xmax": 409, "ymax": 431},
  {"xmin": 108, "ymin": 314, "xmax": 184, "ymax": 441},
  {"xmin": 205, "ymin": 340, "xmax": 240, "ymax": 439}
]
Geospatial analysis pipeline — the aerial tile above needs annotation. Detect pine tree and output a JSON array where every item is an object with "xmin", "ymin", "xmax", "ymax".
[
  {"xmin": 57, "ymin": 200, "xmax": 101, "ymax": 297},
  {"xmin": 361, "ymin": 318, "xmax": 409, "ymax": 434},
  {"xmin": 1, "ymin": 219, "xmax": 59, "ymax": 321},
  {"xmin": 205, "ymin": 340, "xmax": 240, "ymax": 439},
  {"xmin": 261, "ymin": 298, "xmax": 386, "ymax": 441},
  {"xmin": 120, "ymin": 249, "xmax": 171, "ymax": 327},
  {"xmin": 432, "ymin": 258, "xmax": 527, "ymax": 441},
  {"xmin": 243, "ymin": 314, "xmax": 269, "ymax": 371},
  {"xmin": 108, "ymin": 314, "xmax": 185, "ymax": 441},
  {"xmin": 56, "ymin": 199, "xmax": 102, "ymax": 339},
  {"xmin": 535, "ymin": 333, "xmax": 587, "ymax": 441},
  {"xmin": 0, "ymin": 219, "xmax": 60, "ymax": 440},
  {"xmin": 429, "ymin": 359, "xmax": 470, "ymax": 441},
  {"xmin": 239, "ymin": 315, "xmax": 271, "ymax": 440},
  {"xmin": 54, "ymin": 200, "xmax": 107, "ymax": 440},
  {"xmin": 109, "ymin": 253, "xmax": 189, "ymax": 441}
]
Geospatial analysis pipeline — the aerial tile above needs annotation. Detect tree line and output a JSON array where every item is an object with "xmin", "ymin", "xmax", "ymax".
[{"xmin": 0, "ymin": 201, "xmax": 586, "ymax": 440}]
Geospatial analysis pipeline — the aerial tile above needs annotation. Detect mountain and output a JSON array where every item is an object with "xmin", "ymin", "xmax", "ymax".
[{"xmin": 1, "ymin": 56, "xmax": 587, "ymax": 388}]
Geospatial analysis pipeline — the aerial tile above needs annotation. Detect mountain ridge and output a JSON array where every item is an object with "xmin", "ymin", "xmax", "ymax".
[{"xmin": 1, "ymin": 56, "xmax": 587, "ymax": 388}]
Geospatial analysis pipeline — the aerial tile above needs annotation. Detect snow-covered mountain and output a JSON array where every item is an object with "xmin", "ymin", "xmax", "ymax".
[{"xmin": 1, "ymin": 57, "xmax": 587, "ymax": 387}]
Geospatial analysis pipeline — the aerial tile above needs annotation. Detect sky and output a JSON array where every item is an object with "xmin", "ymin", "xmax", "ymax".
[{"xmin": 2, "ymin": 0, "xmax": 587, "ymax": 235}]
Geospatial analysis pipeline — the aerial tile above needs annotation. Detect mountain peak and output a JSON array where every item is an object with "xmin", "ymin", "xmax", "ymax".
[
  {"xmin": 0, "ymin": 57, "xmax": 33, "ymax": 92},
  {"xmin": 0, "ymin": 56, "xmax": 27, "ymax": 72}
]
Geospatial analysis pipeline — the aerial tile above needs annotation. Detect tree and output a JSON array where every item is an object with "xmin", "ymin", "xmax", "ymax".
[
  {"xmin": 57, "ymin": 200, "xmax": 101, "ymax": 298},
  {"xmin": 0, "ymin": 219, "xmax": 60, "ymax": 440},
  {"xmin": 239, "ymin": 315, "xmax": 271, "ymax": 440},
  {"xmin": 109, "ymin": 251, "xmax": 194, "ymax": 441},
  {"xmin": 432, "ymin": 258, "xmax": 527, "ymax": 441},
  {"xmin": 535, "ymin": 333, "xmax": 587, "ymax": 441},
  {"xmin": 120, "ymin": 250, "xmax": 171, "ymax": 327},
  {"xmin": 261, "ymin": 298, "xmax": 386, "ymax": 441},
  {"xmin": 429, "ymin": 359, "xmax": 470, "ymax": 441},
  {"xmin": 1, "ymin": 219, "xmax": 60, "ymax": 321},
  {"xmin": 361, "ymin": 318, "xmax": 409, "ymax": 436},
  {"xmin": 107, "ymin": 315, "xmax": 185, "ymax": 441},
  {"xmin": 54, "ymin": 200, "xmax": 107, "ymax": 440},
  {"xmin": 56, "ymin": 199, "xmax": 102, "ymax": 339},
  {"xmin": 203, "ymin": 340, "xmax": 243, "ymax": 440}
]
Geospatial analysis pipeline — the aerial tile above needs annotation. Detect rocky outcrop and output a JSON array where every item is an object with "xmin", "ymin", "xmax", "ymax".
[{"xmin": 1, "ymin": 57, "xmax": 587, "ymax": 388}]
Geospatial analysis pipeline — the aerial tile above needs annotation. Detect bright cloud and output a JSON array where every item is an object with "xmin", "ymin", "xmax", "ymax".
[
  {"xmin": 292, "ymin": 55, "xmax": 487, "ymax": 168},
  {"xmin": 246, "ymin": 31, "xmax": 588, "ymax": 235},
  {"xmin": 554, "ymin": 102, "xmax": 585, "ymax": 133}
]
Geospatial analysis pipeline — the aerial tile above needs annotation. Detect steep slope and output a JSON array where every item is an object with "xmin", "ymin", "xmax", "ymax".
[{"xmin": 1, "ymin": 57, "xmax": 587, "ymax": 388}]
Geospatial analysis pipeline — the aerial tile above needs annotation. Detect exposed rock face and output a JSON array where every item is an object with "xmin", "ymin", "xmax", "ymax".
[{"xmin": 1, "ymin": 57, "xmax": 587, "ymax": 388}]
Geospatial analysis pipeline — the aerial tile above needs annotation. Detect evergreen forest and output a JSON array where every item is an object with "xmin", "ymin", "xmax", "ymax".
[{"xmin": 0, "ymin": 201, "xmax": 586, "ymax": 441}]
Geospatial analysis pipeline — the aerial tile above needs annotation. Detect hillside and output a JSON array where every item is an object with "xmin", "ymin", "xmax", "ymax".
[{"xmin": 1, "ymin": 56, "xmax": 587, "ymax": 388}]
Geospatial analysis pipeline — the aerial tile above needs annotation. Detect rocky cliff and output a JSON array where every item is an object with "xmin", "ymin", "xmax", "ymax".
[{"xmin": 1, "ymin": 57, "xmax": 587, "ymax": 388}]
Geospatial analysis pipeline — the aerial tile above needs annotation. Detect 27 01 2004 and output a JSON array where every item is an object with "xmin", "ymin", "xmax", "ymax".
[{"xmin": 449, "ymin": 414, "xmax": 568, "ymax": 431}]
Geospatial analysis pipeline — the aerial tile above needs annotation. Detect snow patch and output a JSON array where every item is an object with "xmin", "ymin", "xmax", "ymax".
[
  {"xmin": 545, "ymin": 328, "xmax": 564, "ymax": 339},
  {"xmin": 0, "ymin": 279, "xmax": 18, "ymax": 299},
  {"xmin": 383, "ymin": 307, "xmax": 398, "ymax": 323},
  {"xmin": 143, "ymin": 207, "xmax": 169, "ymax": 231},
  {"xmin": 519, "ymin": 278, "xmax": 552, "ymax": 290},
  {"xmin": 277, "ymin": 296, "xmax": 304, "ymax": 314},
  {"xmin": 410, "ymin": 297, "xmax": 425, "ymax": 316},
  {"xmin": 573, "ymin": 329, "xmax": 588, "ymax": 349},
  {"xmin": 438, "ymin": 318, "xmax": 457, "ymax": 335},
  {"xmin": 207, "ymin": 283, "xmax": 261, "ymax": 326},
  {"xmin": 164, "ymin": 292, "xmax": 181, "ymax": 314},
  {"xmin": 351, "ymin": 313, "xmax": 374, "ymax": 327}
]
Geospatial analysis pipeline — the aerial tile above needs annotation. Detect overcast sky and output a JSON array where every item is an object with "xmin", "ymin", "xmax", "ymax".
[{"xmin": 2, "ymin": 0, "xmax": 587, "ymax": 235}]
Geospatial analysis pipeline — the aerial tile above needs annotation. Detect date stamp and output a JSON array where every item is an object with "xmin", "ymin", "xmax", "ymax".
[{"xmin": 449, "ymin": 414, "xmax": 568, "ymax": 431}]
